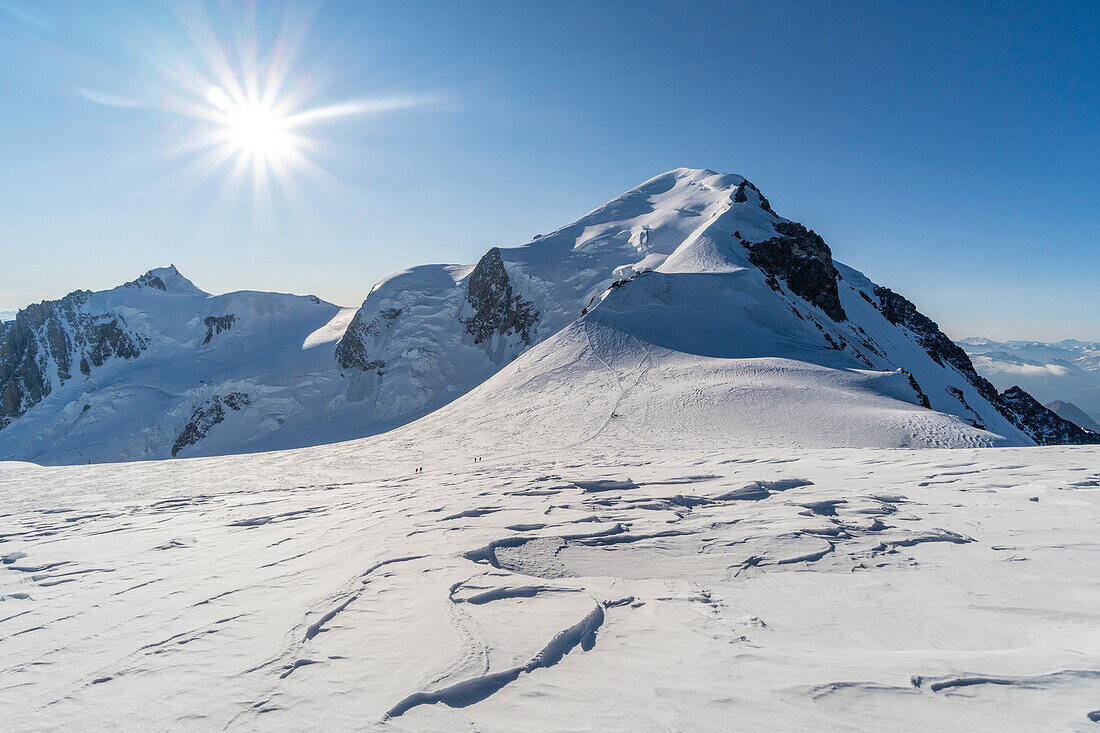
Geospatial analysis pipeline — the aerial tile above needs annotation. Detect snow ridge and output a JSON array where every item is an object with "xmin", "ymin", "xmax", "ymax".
[{"xmin": 1, "ymin": 168, "xmax": 1093, "ymax": 463}]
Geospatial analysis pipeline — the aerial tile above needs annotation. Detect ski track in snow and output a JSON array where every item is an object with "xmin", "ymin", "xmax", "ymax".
[{"xmin": 0, "ymin": 444, "xmax": 1098, "ymax": 730}]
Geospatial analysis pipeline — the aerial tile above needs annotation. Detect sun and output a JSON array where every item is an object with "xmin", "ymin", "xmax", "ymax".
[
  {"xmin": 204, "ymin": 86, "xmax": 297, "ymax": 165},
  {"xmin": 147, "ymin": 2, "xmax": 444, "ymax": 211}
]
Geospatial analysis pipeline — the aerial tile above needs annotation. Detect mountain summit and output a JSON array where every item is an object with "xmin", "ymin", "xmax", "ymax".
[
  {"xmin": 124, "ymin": 265, "xmax": 205, "ymax": 295},
  {"xmin": 332, "ymin": 167, "xmax": 1096, "ymax": 450},
  {"xmin": 1, "ymin": 170, "xmax": 1094, "ymax": 464}
]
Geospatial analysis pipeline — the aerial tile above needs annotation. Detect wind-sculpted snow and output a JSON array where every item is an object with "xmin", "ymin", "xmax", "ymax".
[
  {"xmin": 1, "ymin": 430, "xmax": 1098, "ymax": 730},
  {"xmin": 383, "ymin": 603, "xmax": 604, "ymax": 719}
]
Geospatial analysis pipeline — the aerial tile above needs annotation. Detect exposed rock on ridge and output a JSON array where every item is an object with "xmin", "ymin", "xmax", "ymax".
[
  {"xmin": 1045, "ymin": 400, "xmax": 1100, "ymax": 433},
  {"xmin": 460, "ymin": 247, "xmax": 539, "ymax": 346},
  {"xmin": 875, "ymin": 287, "xmax": 983, "ymax": 386},
  {"xmin": 745, "ymin": 222, "xmax": 847, "ymax": 322},
  {"xmin": 126, "ymin": 272, "xmax": 167, "ymax": 291},
  {"xmin": 171, "ymin": 392, "xmax": 251, "ymax": 457},
  {"xmin": 733, "ymin": 179, "xmax": 775, "ymax": 215},
  {"xmin": 873, "ymin": 286, "xmax": 1097, "ymax": 445},
  {"xmin": 335, "ymin": 307, "xmax": 401, "ymax": 374},
  {"xmin": 998, "ymin": 387, "xmax": 1100, "ymax": 445},
  {"xmin": 0, "ymin": 290, "xmax": 146, "ymax": 429}
]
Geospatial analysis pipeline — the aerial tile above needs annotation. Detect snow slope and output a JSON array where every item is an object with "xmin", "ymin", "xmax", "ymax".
[
  {"xmin": 334, "ymin": 167, "xmax": 1088, "ymax": 451},
  {"xmin": 1, "ymin": 421, "xmax": 1098, "ymax": 730},
  {"xmin": 2, "ymin": 169, "xmax": 1091, "ymax": 464},
  {"xmin": 331, "ymin": 169, "xmax": 754, "ymax": 432},
  {"xmin": 376, "ymin": 177, "xmax": 1041, "ymax": 451},
  {"xmin": 407, "ymin": 291, "xmax": 1003, "ymax": 452},
  {"xmin": 3, "ymin": 174, "xmax": 1099, "ymax": 727}
]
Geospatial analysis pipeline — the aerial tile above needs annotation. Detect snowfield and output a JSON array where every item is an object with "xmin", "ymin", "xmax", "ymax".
[
  {"xmin": 2, "ymin": 424, "xmax": 1098, "ymax": 730},
  {"xmin": 3, "ymin": 167, "xmax": 1098, "ymax": 730}
]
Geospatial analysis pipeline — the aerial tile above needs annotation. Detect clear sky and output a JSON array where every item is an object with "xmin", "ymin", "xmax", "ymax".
[{"xmin": 1, "ymin": 0, "xmax": 1097, "ymax": 340}]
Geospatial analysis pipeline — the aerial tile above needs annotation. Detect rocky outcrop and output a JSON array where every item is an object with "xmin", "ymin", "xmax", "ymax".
[
  {"xmin": 874, "ymin": 286, "xmax": 997, "ymax": 400},
  {"xmin": 202, "ymin": 315, "xmax": 236, "ymax": 345},
  {"xmin": 946, "ymin": 386, "xmax": 987, "ymax": 429},
  {"xmin": 171, "ymin": 392, "xmax": 251, "ymax": 457},
  {"xmin": 334, "ymin": 307, "xmax": 401, "ymax": 374},
  {"xmin": 1045, "ymin": 400, "xmax": 1100, "ymax": 433},
  {"xmin": 0, "ymin": 291, "xmax": 146, "ymax": 429},
  {"xmin": 123, "ymin": 265, "xmax": 200, "ymax": 295},
  {"xmin": 733, "ymin": 179, "xmax": 775, "ymax": 215},
  {"xmin": 745, "ymin": 222, "xmax": 847, "ymax": 321},
  {"xmin": 125, "ymin": 272, "xmax": 167, "ymax": 291},
  {"xmin": 997, "ymin": 387, "xmax": 1100, "ymax": 445},
  {"xmin": 872, "ymin": 286, "xmax": 1099, "ymax": 445},
  {"xmin": 902, "ymin": 369, "xmax": 931, "ymax": 409},
  {"xmin": 460, "ymin": 247, "xmax": 539, "ymax": 345}
]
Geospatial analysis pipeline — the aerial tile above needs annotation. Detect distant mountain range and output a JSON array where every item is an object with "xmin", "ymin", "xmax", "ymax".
[
  {"xmin": 960, "ymin": 338, "xmax": 1100, "ymax": 426},
  {"xmin": 1, "ymin": 169, "xmax": 1096, "ymax": 464}
]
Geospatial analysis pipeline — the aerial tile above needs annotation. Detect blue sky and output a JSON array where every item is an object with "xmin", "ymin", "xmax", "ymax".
[{"xmin": 1, "ymin": 0, "xmax": 1097, "ymax": 340}]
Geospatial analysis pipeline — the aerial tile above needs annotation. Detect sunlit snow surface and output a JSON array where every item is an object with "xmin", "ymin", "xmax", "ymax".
[{"xmin": 2, "ymin": 430, "xmax": 1098, "ymax": 729}]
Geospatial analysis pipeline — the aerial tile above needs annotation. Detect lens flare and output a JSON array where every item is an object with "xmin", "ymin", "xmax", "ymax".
[
  {"xmin": 205, "ymin": 86, "xmax": 295, "ymax": 163},
  {"xmin": 140, "ymin": 2, "xmax": 444, "ymax": 213}
]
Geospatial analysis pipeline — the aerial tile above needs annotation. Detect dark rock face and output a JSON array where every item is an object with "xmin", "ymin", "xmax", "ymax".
[
  {"xmin": 732, "ymin": 180, "xmax": 775, "ymax": 215},
  {"xmin": 1045, "ymin": 400, "xmax": 1100, "ymax": 433},
  {"xmin": 171, "ymin": 392, "xmax": 251, "ymax": 457},
  {"xmin": 202, "ymin": 315, "xmax": 236, "ymax": 345},
  {"xmin": 335, "ymin": 312, "xmax": 378, "ymax": 371},
  {"xmin": 334, "ymin": 307, "xmax": 401, "ymax": 374},
  {"xmin": 460, "ymin": 247, "xmax": 539, "ymax": 346},
  {"xmin": 874, "ymin": 286, "xmax": 997, "ymax": 400},
  {"xmin": 125, "ymin": 272, "xmax": 167, "ymax": 291},
  {"xmin": 745, "ymin": 222, "xmax": 847, "ymax": 322},
  {"xmin": 873, "ymin": 285, "xmax": 1099, "ymax": 445},
  {"xmin": 997, "ymin": 387, "xmax": 1100, "ymax": 445},
  {"xmin": 902, "ymin": 369, "xmax": 931, "ymax": 409},
  {"xmin": 0, "ymin": 291, "xmax": 146, "ymax": 430},
  {"xmin": 946, "ymin": 386, "xmax": 987, "ymax": 429}
]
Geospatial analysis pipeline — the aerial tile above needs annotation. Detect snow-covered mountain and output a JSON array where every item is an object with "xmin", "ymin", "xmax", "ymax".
[
  {"xmin": 0, "ymin": 266, "xmax": 363, "ymax": 463},
  {"xmin": 333, "ymin": 168, "xmax": 1095, "ymax": 450},
  {"xmin": 961, "ymin": 338, "xmax": 1100, "ymax": 426},
  {"xmin": 1, "ymin": 169, "xmax": 1095, "ymax": 464},
  {"xmin": 3, "ymin": 173, "xmax": 1100, "ymax": 730}
]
